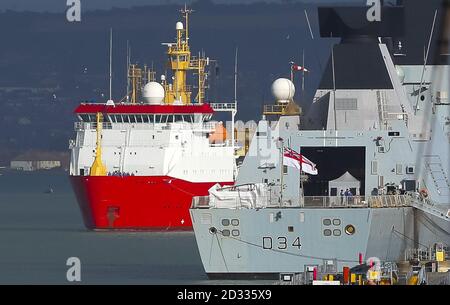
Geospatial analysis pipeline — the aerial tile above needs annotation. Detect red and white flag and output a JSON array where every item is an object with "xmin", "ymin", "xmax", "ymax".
[
  {"xmin": 291, "ymin": 64, "xmax": 309, "ymax": 73},
  {"xmin": 283, "ymin": 147, "xmax": 318, "ymax": 175}
]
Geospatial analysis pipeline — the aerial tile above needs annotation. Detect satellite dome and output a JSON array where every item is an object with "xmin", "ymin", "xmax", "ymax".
[
  {"xmin": 176, "ymin": 22, "xmax": 184, "ymax": 31},
  {"xmin": 271, "ymin": 78, "xmax": 295, "ymax": 104},
  {"xmin": 142, "ymin": 82, "xmax": 165, "ymax": 105}
]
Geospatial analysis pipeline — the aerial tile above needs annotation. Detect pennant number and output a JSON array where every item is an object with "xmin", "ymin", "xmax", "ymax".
[{"xmin": 262, "ymin": 236, "xmax": 302, "ymax": 250}]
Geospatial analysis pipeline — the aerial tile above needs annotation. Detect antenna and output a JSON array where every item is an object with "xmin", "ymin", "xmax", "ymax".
[
  {"xmin": 304, "ymin": 9, "xmax": 324, "ymax": 74},
  {"xmin": 232, "ymin": 46, "xmax": 238, "ymax": 153},
  {"xmin": 109, "ymin": 28, "xmax": 113, "ymax": 102},
  {"xmin": 302, "ymin": 49, "xmax": 305, "ymax": 101},
  {"xmin": 234, "ymin": 47, "xmax": 238, "ymax": 104},
  {"xmin": 181, "ymin": 4, "xmax": 194, "ymax": 42},
  {"xmin": 331, "ymin": 45, "xmax": 337, "ymax": 130},
  {"xmin": 126, "ymin": 40, "xmax": 130, "ymax": 103},
  {"xmin": 414, "ymin": 9, "xmax": 438, "ymax": 114},
  {"xmin": 304, "ymin": 10, "xmax": 314, "ymax": 40}
]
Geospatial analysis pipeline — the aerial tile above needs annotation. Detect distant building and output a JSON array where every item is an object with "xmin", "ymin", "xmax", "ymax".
[
  {"xmin": 10, "ymin": 161, "xmax": 33, "ymax": 171},
  {"xmin": 10, "ymin": 160, "xmax": 61, "ymax": 171},
  {"xmin": 9, "ymin": 150, "xmax": 68, "ymax": 171}
]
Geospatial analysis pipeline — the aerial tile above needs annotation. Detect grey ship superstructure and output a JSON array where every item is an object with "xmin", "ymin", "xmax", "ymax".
[{"xmin": 190, "ymin": 1, "xmax": 450, "ymax": 279}]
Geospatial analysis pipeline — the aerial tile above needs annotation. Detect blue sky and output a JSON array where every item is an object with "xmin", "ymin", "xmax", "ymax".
[{"xmin": 0, "ymin": 0, "xmax": 364, "ymax": 12}]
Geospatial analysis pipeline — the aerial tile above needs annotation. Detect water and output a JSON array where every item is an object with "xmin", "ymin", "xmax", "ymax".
[{"xmin": 0, "ymin": 170, "xmax": 267, "ymax": 284}]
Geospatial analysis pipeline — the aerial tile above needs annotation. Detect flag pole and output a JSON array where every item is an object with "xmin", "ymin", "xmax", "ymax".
[
  {"xmin": 280, "ymin": 139, "xmax": 284, "ymax": 205},
  {"xmin": 299, "ymin": 147, "xmax": 304, "ymax": 205}
]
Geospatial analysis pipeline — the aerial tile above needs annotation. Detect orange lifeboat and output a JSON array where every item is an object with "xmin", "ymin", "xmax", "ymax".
[{"xmin": 209, "ymin": 123, "xmax": 227, "ymax": 144}]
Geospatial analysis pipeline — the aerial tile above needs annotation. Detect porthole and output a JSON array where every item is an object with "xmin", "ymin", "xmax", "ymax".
[
  {"xmin": 345, "ymin": 224, "xmax": 356, "ymax": 235},
  {"xmin": 288, "ymin": 226, "xmax": 294, "ymax": 232},
  {"xmin": 231, "ymin": 230, "xmax": 240, "ymax": 237},
  {"xmin": 222, "ymin": 229, "xmax": 230, "ymax": 237},
  {"xmin": 323, "ymin": 219, "xmax": 331, "ymax": 226},
  {"xmin": 209, "ymin": 227, "xmax": 217, "ymax": 234},
  {"xmin": 323, "ymin": 229, "xmax": 332, "ymax": 236},
  {"xmin": 221, "ymin": 219, "xmax": 230, "ymax": 226},
  {"xmin": 333, "ymin": 229, "xmax": 341, "ymax": 236},
  {"xmin": 231, "ymin": 219, "xmax": 239, "ymax": 226},
  {"xmin": 333, "ymin": 219, "xmax": 341, "ymax": 226}
]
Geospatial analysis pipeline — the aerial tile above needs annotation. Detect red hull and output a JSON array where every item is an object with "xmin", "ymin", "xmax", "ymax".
[{"xmin": 70, "ymin": 176, "xmax": 230, "ymax": 230}]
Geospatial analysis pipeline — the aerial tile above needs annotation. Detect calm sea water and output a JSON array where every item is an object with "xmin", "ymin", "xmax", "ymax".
[{"xmin": 0, "ymin": 170, "xmax": 268, "ymax": 285}]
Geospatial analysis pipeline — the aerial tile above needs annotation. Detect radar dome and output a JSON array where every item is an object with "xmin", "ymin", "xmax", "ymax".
[
  {"xmin": 142, "ymin": 82, "xmax": 165, "ymax": 105},
  {"xmin": 271, "ymin": 78, "xmax": 295, "ymax": 104},
  {"xmin": 176, "ymin": 22, "xmax": 184, "ymax": 30}
]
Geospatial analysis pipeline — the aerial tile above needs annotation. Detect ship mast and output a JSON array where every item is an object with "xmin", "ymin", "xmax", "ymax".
[
  {"xmin": 162, "ymin": 6, "xmax": 209, "ymax": 105},
  {"xmin": 123, "ymin": 6, "xmax": 209, "ymax": 105},
  {"xmin": 109, "ymin": 28, "xmax": 113, "ymax": 102}
]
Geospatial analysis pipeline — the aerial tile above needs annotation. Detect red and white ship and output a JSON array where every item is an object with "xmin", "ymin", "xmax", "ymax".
[{"xmin": 69, "ymin": 8, "xmax": 237, "ymax": 230}]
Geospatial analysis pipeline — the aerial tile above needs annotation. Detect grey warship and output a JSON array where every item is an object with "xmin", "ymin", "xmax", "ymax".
[{"xmin": 190, "ymin": 1, "xmax": 450, "ymax": 280}]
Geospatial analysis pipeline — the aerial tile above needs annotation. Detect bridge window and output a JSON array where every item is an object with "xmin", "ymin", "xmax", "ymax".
[
  {"xmin": 193, "ymin": 115, "xmax": 202, "ymax": 123},
  {"xmin": 174, "ymin": 115, "xmax": 184, "ymax": 122},
  {"xmin": 123, "ymin": 115, "xmax": 130, "ymax": 123},
  {"xmin": 79, "ymin": 114, "xmax": 90, "ymax": 122},
  {"xmin": 136, "ymin": 115, "xmax": 143, "ymax": 123},
  {"xmin": 129, "ymin": 115, "xmax": 136, "ymax": 123}
]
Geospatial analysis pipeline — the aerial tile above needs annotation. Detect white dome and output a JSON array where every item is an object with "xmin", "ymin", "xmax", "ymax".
[
  {"xmin": 176, "ymin": 22, "xmax": 184, "ymax": 31},
  {"xmin": 271, "ymin": 78, "xmax": 295, "ymax": 103},
  {"xmin": 142, "ymin": 82, "xmax": 165, "ymax": 105}
]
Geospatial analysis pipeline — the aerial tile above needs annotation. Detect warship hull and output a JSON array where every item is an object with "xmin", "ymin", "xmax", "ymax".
[{"xmin": 191, "ymin": 206, "xmax": 418, "ymax": 278}]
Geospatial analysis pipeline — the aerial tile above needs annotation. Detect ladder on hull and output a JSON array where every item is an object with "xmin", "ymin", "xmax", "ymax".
[{"xmin": 423, "ymin": 155, "xmax": 450, "ymax": 196}]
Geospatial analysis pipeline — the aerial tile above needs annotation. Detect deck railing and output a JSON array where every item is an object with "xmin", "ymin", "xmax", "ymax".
[
  {"xmin": 302, "ymin": 195, "xmax": 409, "ymax": 208},
  {"xmin": 74, "ymin": 121, "xmax": 216, "ymax": 132},
  {"xmin": 191, "ymin": 193, "xmax": 411, "ymax": 209}
]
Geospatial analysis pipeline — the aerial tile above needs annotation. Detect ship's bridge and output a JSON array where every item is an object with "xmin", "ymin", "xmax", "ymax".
[{"xmin": 74, "ymin": 103, "xmax": 214, "ymax": 125}]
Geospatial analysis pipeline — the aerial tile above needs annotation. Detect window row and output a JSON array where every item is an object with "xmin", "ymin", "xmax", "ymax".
[{"xmin": 79, "ymin": 114, "xmax": 212, "ymax": 124}]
